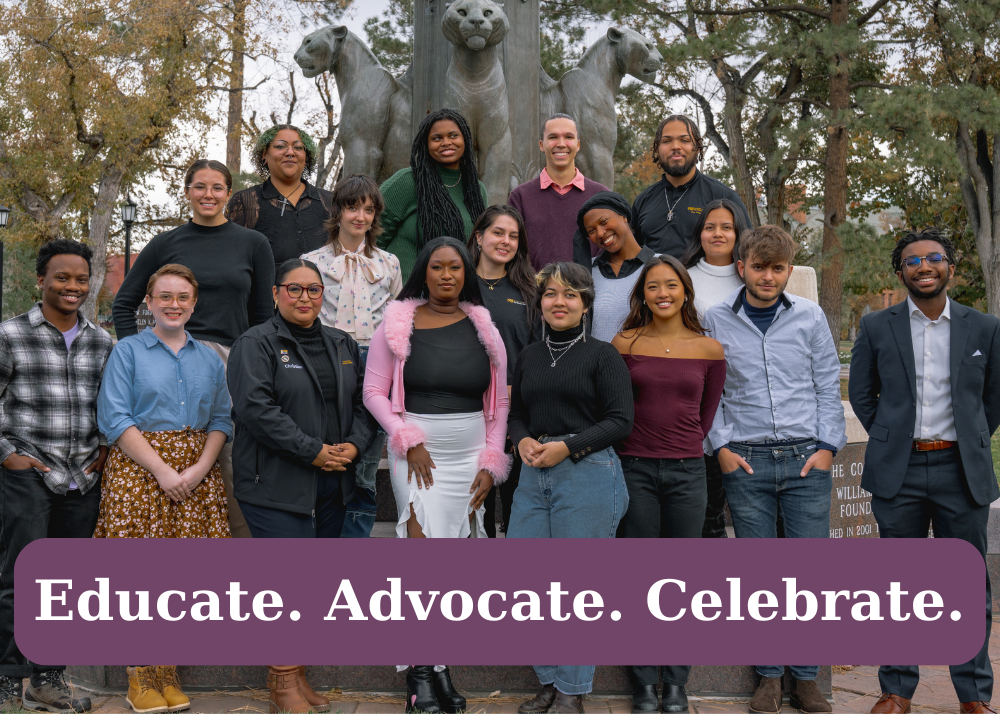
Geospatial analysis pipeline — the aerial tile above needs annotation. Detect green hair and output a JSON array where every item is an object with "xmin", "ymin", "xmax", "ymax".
[{"xmin": 252, "ymin": 124, "xmax": 318, "ymax": 179}]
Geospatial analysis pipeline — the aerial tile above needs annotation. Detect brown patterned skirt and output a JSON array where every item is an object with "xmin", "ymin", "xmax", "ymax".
[{"xmin": 93, "ymin": 428, "xmax": 231, "ymax": 538}]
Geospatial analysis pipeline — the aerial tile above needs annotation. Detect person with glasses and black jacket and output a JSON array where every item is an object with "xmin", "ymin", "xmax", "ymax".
[{"xmin": 227, "ymin": 258, "xmax": 375, "ymax": 714}]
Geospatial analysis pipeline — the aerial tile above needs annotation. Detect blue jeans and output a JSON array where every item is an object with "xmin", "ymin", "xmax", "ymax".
[
  {"xmin": 341, "ymin": 344, "xmax": 383, "ymax": 539},
  {"xmin": 509, "ymin": 445, "xmax": 627, "ymax": 694},
  {"xmin": 507, "ymin": 446, "xmax": 628, "ymax": 538},
  {"xmin": 722, "ymin": 439, "xmax": 830, "ymax": 681}
]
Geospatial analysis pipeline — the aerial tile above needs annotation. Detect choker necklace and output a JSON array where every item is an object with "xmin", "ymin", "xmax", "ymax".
[
  {"xmin": 277, "ymin": 182, "xmax": 304, "ymax": 216},
  {"xmin": 545, "ymin": 331, "xmax": 584, "ymax": 367}
]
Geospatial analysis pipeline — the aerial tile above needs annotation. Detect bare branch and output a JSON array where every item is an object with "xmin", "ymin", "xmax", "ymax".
[
  {"xmin": 694, "ymin": 4, "xmax": 831, "ymax": 20},
  {"xmin": 854, "ymin": 0, "xmax": 893, "ymax": 27}
]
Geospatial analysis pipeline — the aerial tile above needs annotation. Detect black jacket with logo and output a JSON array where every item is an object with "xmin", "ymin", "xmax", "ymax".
[{"xmin": 228, "ymin": 314, "xmax": 376, "ymax": 515}]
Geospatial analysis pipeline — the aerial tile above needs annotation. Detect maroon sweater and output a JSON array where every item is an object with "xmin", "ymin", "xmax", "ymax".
[
  {"xmin": 619, "ymin": 355, "xmax": 727, "ymax": 459},
  {"xmin": 509, "ymin": 174, "xmax": 608, "ymax": 270}
]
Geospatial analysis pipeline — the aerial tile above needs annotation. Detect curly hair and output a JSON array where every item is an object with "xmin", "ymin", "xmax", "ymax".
[
  {"xmin": 890, "ymin": 228, "xmax": 956, "ymax": 273},
  {"xmin": 252, "ymin": 125, "xmax": 318, "ymax": 180},
  {"xmin": 36, "ymin": 239, "xmax": 93, "ymax": 277},
  {"xmin": 410, "ymin": 109, "xmax": 486, "ymax": 250},
  {"xmin": 650, "ymin": 114, "xmax": 705, "ymax": 168}
]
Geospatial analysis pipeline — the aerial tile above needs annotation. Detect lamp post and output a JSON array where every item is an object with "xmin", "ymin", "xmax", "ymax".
[
  {"xmin": 0, "ymin": 205, "xmax": 9, "ymax": 320},
  {"xmin": 121, "ymin": 196, "xmax": 137, "ymax": 277}
]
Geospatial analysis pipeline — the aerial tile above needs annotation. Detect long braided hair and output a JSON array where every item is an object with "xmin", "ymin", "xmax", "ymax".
[{"xmin": 411, "ymin": 109, "xmax": 486, "ymax": 250}]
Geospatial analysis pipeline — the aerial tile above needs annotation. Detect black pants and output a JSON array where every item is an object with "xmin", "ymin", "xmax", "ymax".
[
  {"xmin": 239, "ymin": 473, "xmax": 346, "ymax": 538},
  {"xmin": 483, "ymin": 446, "xmax": 522, "ymax": 538},
  {"xmin": 872, "ymin": 448, "xmax": 993, "ymax": 703},
  {"xmin": 617, "ymin": 455, "xmax": 707, "ymax": 688},
  {"xmin": 0, "ymin": 467, "xmax": 102, "ymax": 678},
  {"xmin": 701, "ymin": 453, "xmax": 728, "ymax": 538}
]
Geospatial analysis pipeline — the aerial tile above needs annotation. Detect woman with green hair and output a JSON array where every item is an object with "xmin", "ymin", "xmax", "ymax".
[{"xmin": 228, "ymin": 124, "xmax": 335, "ymax": 271}]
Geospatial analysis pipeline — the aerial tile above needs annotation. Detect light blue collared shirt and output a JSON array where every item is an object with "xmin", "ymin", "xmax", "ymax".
[
  {"xmin": 703, "ymin": 287, "xmax": 847, "ymax": 453},
  {"xmin": 98, "ymin": 330, "xmax": 233, "ymax": 445}
]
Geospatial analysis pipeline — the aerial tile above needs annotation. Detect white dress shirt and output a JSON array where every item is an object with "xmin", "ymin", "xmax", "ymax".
[{"xmin": 908, "ymin": 295, "xmax": 957, "ymax": 441}]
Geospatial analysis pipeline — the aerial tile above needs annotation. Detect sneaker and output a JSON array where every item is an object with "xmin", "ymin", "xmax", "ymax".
[
  {"xmin": 0, "ymin": 676, "xmax": 22, "ymax": 712},
  {"xmin": 23, "ymin": 671, "xmax": 91, "ymax": 713}
]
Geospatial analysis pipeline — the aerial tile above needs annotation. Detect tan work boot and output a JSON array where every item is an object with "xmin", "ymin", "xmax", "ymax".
[
  {"xmin": 267, "ymin": 666, "xmax": 316, "ymax": 714},
  {"xmin": 126, "ymin": 667, "xmax": 168, "ymax": 714},
  {"xmin": 155, "ymin": 667, "xmax": 190, "ymax": 712},
  {"xmin": 295, "ymin": 668, "xmax": 330, "ymax": 713}
]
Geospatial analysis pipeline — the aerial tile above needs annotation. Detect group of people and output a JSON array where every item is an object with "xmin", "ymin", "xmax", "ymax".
[{"xmin": 0, "ymin": 105, "xmax": 997, "ymax": 714}]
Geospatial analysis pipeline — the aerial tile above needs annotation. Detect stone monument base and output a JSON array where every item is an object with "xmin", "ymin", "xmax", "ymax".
[{"xmin": 66, "ymin": 665, "xmax": 831, "ymax": 697}]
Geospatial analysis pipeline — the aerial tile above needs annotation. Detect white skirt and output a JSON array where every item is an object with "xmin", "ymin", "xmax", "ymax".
[{"xmin": 389, "ymin": 411, "xmax": 487, "ymax": 539}]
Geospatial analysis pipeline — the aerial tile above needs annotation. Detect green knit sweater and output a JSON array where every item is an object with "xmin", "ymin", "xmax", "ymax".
[{"xmin": 378, "ymin": 165, "xmax": 488, "ymax": 281}]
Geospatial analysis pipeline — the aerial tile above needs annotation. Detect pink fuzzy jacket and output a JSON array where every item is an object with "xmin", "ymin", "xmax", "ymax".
[{"xmin": 362, "ymin": 298, "xmax": 512, "ymax": 483}]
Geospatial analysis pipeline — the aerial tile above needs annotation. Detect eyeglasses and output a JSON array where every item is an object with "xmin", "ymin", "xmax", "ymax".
[
  {"xmin": 187, "ymin": 184, "xmax": 229, "ymax": 196},
  {"xmin": 279, "ymin": 283, "xmax": 324, "ymax": 299},
  {"xmin": 902, "ymin": 253, "xmax": 948, "ymax": 268},
  {"xmin": 271, "ymin": 142, "xmax": 306, "ymax": 154},
  {"xmin": 152, "ymin": 292, "xmax": 195, "ymax": 306}
]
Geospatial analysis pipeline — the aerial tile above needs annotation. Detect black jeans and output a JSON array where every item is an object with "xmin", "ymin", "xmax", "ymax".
[
  {"xmin": 0, "ymin": 466, "xmax": 102, "ymax": 678},
  {"xmin": 872, "ymin": 448, "xmax": 993, "ymax": 703},
  {"xmin": 617, "ymin": 455, "xmax": 707, "ymax": 688},
  {"xmin": 483, "ymin": 452, "xmax": 522, "ymax": 537},
  {"xmin": 701, "ymin": 452, "xmax": 728, "ymax": 538},
  {"xmin": 239, "ymin": 472, "xmax": 346, "ymax": 538}
]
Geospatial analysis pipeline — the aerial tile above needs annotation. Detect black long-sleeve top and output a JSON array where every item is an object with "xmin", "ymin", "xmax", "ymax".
[
  {"xmin": 112, "ymin": 220, "xmax": 275, "ymax": 346},
  {"xmin": 508, "ymin": 322, "xmax": 634, "ymax": 462}
]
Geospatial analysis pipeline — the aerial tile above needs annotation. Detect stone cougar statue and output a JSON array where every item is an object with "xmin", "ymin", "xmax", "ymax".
[
  {"xmin": 294, "ymin": 25, "xmax": 412, "ymax": 183},
  {"xmin": 441, "ymin": 0, "xmax": 512, "ymax": 205},
  {"xmin": 541, "ymin": 27, "xmax": 663, "ymax": 190}
]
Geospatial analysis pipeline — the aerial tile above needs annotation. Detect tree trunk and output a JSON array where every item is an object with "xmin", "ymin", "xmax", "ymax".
[
  {"xmin": 716, "ymin": 68, "xmax": 760, "ymax": 227},
  {"xmin": 226, "ymin": 0, "xmax": 247, "ymax": 173},
  {"xmin": 818, "ymin": 0, "xmax": 850, "ymax": 341},
  {"xmin": 82, "ymin": 164, "xmax": 127, "ymax": 321},
  {"xmin": 956, "ymin": 123, "xmax": 1000, "ymax": 317}
]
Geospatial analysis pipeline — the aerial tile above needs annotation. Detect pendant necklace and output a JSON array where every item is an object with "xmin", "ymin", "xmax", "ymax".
[
  {"xmin": 653, "ymin": 331, "xmax": 671, "ymax": 354},
  {"xmin": 277, "ymin": 182, "xmax": 304, "ymax": 216},
  {"xmin": 663, "ymin": 183, "xmax": 693, "ymax": 223},
  {"xmin": 481, "ymin": 274, "xmax": 505, "ymax": 291},
  {"xmin": 545, "ymin": 332, "xmax": 585, "ymax": 367}
]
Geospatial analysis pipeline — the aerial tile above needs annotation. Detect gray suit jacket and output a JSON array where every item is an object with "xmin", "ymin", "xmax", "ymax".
[{"xmin": 849, "ymin": 299, "xmax": 1000, "ymax": 506}]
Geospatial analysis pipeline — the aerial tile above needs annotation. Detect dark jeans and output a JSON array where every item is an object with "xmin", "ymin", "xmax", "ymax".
[
  {"xmin": 239, "ymin": 473, "xmax": 346, "ymax": 538},
  {"xmin": 702, "ymin": 452, "xmax": 728, "ymax": 538},
  {"xmin": 483, "ymin": 447, "xmax": 521, "ymax": 537},
  {"xmin": 617, "ymin": 455, "xmax": 706, "ymax": 688},
  {"xmin": 0, "ymin": 466, "xmax": 102, "ymax": 677},
  {"xmin": 872, "ymin": 447, "xmax": 993, "ymax": 703}
]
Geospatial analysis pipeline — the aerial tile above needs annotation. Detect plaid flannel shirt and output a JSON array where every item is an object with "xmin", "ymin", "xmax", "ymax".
[{"xmin": 0, "ymin": 303, "xmax": 114, "ymax": 494}]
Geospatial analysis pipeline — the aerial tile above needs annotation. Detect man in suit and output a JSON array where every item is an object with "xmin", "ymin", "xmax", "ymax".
[{"xmin": 850, "ymin": 228, "xmax": 1000, "ymax": 714}]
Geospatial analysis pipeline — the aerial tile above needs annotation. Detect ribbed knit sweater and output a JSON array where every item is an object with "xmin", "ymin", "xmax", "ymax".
[
  {"xmin": 508, "ymin": 175, "xmax": 608, "ymax": 270},
  {"xmin": 688, "ymin": 258, "xmax": 744, "ymax": 322},
  {"xmin": 377, "ymin": 166, "xmax": 488, "ymax": 281},
  {"xmin": 508, "ymin": 323, "xmax": 634, "ymax": 462}
]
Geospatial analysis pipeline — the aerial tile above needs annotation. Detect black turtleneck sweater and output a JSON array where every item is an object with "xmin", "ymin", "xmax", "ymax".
[
  {"xmin": 283, "ymin": 316, "xmax": 340, "ymax": 445},
  {"xmin": 508, "ymin": 322, "xmax": 634, "ymax": 462}
]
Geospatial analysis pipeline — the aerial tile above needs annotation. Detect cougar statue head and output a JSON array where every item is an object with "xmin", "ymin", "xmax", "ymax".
[
  {"xmin": 608, "ymin": 26, "xmax": 663, "ymax": 82},
  {"xmin": 441, "ymin": 0, "xmax": 509, "ymax": 52},
  {"xmin": 294, "ymin": 25, "xmax": 349, "ymax": 78}
]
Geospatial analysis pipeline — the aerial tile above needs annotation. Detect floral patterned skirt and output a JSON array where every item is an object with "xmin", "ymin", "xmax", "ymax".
[{"xmin": 93, "ymin": 428, "xmax": 231, "ymax": 538}]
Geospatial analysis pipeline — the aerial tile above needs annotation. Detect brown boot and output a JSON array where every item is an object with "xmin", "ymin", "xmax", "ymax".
[
  {"xmin": 749, "ymin": 676, "xmax": 782, "ymax": 714},
  {"xmin": 870, "ymin": 693, "xmax": 910, "ymax": 713},
  {"xmin": 789, "ymin": 680, "xmax": 830, "ymax": 713},
  {"xmin": 549, "ymin": 692, "xmax": 584, "ymax": 713},
  {"xmin": 295, "ymin": 668, "xmax": 330, "ymax": 713},
  {"xmin": 519, "ymin": 684, "xmax": 557, "ymax": 713},
  {"xmin": 267, "ymin": 666, "xmax": 316, "ymax": 714}
]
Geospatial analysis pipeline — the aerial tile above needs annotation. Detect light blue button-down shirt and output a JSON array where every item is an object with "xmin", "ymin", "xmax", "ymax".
[
  {"xmin": 703, "ymin": 287, "xmax": 847, "ymax": 453},
  {"xmin": 98, "ymin": 330, "xmax": 233, "ymax": 445}
]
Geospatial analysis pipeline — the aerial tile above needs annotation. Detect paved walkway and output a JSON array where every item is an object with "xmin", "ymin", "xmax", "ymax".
[{"xmin": 59, "ymin": 630, "xmax": 1000, "ymax": 714}]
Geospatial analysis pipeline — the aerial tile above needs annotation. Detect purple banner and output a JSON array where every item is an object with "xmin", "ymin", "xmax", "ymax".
[{"xmin": 16, "ymin": 538, "xmax": 984, "ymax": 665}]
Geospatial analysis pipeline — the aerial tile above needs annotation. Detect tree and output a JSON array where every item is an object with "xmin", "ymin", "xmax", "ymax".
[
  {"xmin": 364, "ymin": 0, "xmax": 413, "ymax": 76},
  {"xmin": 0, "ymin": 0, "xmax": 225, "ymax": 319},
  {"xmin": 883, "ymin": 0, "xmax": 1000, "ymax": 316}
]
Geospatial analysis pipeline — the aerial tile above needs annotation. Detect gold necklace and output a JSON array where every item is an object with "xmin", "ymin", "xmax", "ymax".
[
  {"xmin": 652, "ymin": 331, "xmax": 671, "ymax": 354},
  {"xmin": 442, "ymin": 174, "xmax": 461, "ymax": 188},
  {"xmin": 481, "ymin": 273, "xmax": 506, "ymax": 290}
]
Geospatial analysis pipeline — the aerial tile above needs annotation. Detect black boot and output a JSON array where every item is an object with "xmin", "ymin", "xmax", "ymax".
[
  {"xmin": 431, "ymin": 667, "xmax": 465, "ymax": 713},
  {"xmin": 406, "ymin": 667, "xmax": 442, "ymax": 713},
  {"xmin": 660, "ymin": 685, "xmax": 688, "ymax": 713},
  {"xmin": 631, "ymin": 684, "xmax": 658, "ymax": 712}
]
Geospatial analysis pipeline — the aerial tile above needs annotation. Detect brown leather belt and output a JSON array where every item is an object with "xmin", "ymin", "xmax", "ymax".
[{"xmin": 913, "ymin": 440, "xmax": 956, "ymax": 451}]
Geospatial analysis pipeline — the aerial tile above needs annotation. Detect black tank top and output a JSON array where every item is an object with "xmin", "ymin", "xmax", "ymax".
[{"xmin": 403, "ymin": 317, "xmax": 491, "ymax": 414}]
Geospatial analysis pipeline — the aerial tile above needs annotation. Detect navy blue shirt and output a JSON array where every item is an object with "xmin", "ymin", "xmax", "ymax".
[{"xmin": 741, "ymin": 294, "xmax": 780, "ymax": 335}]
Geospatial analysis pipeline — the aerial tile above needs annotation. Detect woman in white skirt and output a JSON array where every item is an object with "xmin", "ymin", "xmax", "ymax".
[{"xmin": 363, "ymin": 235, "xmax": 511, "ymax": 713}]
